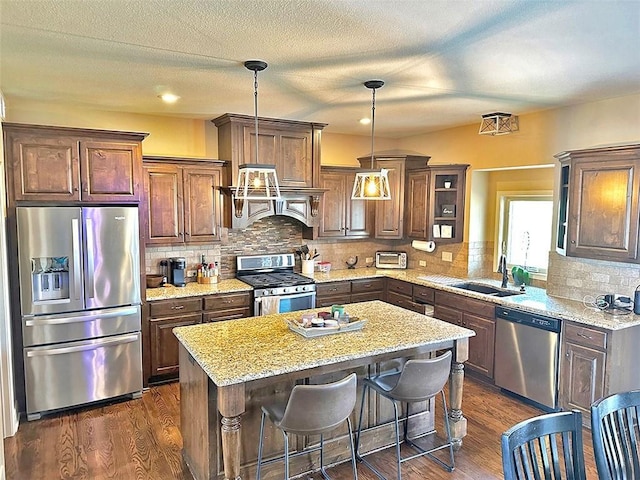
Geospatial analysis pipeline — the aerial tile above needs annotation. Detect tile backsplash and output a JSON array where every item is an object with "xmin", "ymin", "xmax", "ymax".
[{"xmin": 146, "ymin": 217, "xmax": 634, "ymax": 301}]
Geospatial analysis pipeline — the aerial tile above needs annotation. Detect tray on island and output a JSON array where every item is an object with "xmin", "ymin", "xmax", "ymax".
[{"xmin": 287, "ymin": 319, "xmax": 367, "ymax": 338}]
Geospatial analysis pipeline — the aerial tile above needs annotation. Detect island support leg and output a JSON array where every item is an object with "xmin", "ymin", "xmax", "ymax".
[
  {"xmin": 218, "ymin": 384, "xmax": 246, "ymax": 480},
  {"xmin": 449, "ymin": 338, "xmax": 469, "ymax": 449}
]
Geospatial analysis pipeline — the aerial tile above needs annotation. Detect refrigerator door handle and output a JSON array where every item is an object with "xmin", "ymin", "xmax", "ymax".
[
  {"xmin": 24, "ymin": 306, "xmax": 139, "ymax": 326},
  {"xmin": 85, "ymin": 218, "xmax": 95, "ymax": 299},
  {"xmin": 25, "ymin": 333, "xmax": 140, "ymax": 357},
  {"xmin": 71, "ymin": 218, "xmax": 82, "ymax": 301}
]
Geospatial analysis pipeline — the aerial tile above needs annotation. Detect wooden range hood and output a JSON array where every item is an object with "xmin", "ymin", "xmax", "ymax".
[{"xmin": 213, "ymin": 113, "xmax": 327, "ymax": 236}]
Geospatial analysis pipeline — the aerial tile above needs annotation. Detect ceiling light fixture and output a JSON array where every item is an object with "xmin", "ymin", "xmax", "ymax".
[
  {"xmin": 351, "ymin": 80, "xmax": 391, "ymax": 201},
  {"xmin": 478, "ymin": 112, "xmax": 519, "ymax": 135},
  {"xmin": 159, "ymin": 93, "xmax": 180, "ymax": 103},
  {"xmin": 235, "ymin": 60, "xmax": 281, "ymax": 206}
]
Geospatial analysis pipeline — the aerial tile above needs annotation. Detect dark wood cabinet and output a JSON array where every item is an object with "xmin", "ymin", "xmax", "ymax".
[
  {"xmin": 374, "ymin": 158, "xmax": 405, "ymax": 239},
  {"xmin": 318, "ymin": 167, "xmax": 370, "ymax": 238},
  {"xmin": 315, "ymin": 279, "xmax": 385, "ymax": 308},
  {"xmin": 213, "ymin": 113, "xmax": 326, "ymax": 189},
  {"xmin": 555, "ymin": 144, "xmax": 640, "ymax": 262},
  {"xmin": 559, "ymin": 322, "xmax": 606, "ymax": 421},
  {"xmin": 3, "ymin": 123, "xmax": 147, "ymax": 203},
  {"xmin": 386, "ymin": 278, "xmax": 435, "ymax": 314},
  {"xmin": 434, "ymin": 291, "xmax": 495, "ymax": 379},
  {"xmin": 203, "ymin": 291, "xmax": 252, "ymax": 322},
  {"xmin": 148, "ymin": 298, "xmax": 202, "ymax": 378},
  {"xmin": 406, "ymin": 169, "xmax": 430, "ymax": 238},
  {"xmin": 147, "ymin": 290, "xmax": 252, "ymax": 382},
  {"xmin": 143, "ymin": 157, "xmax": 226, "ymax": 246}
]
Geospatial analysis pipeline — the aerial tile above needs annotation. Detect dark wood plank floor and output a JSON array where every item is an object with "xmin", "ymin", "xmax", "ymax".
[{"xmin": 4, "ymin": 377, "xmax": 598, "ymax": 479}]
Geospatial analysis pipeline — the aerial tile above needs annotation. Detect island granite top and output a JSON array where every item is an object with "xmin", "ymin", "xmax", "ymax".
[{"xmin": 173, "ymin": 300, "xmax": 474, "ymax": 387}]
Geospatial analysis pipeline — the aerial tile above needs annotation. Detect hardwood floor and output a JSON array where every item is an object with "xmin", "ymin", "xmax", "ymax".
[{"xmin": 4, "ymin": 378, "xmax": 598, "ymax": 479}]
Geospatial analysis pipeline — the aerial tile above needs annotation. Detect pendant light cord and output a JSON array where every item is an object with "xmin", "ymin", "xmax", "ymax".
[
  {"xmin": 370, "ymin": 87, "xmax": 376, "ymax": 169},
  {"xmin": 253, "ymin": 69, "xmax": 260, "ymax": 164}
]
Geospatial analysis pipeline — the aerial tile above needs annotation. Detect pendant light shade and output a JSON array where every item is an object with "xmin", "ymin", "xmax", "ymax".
[
  {"xmin": 235, "ymin": 60, "xmax": 281, "ymax": 201},
  {"xmin": 351, "ymin": 80, "xmax": 391, "ymax": 200}
]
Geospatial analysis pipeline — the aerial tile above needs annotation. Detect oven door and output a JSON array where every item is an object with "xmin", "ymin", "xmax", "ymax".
[{"xmin": 255, "ymin": 291, "xmax": 316, "ymax": 315}]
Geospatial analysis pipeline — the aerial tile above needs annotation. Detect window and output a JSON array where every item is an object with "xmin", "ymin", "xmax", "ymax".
[{"xmin": 497, "ymin": 194, "xmax": 553, "ymax": 275}]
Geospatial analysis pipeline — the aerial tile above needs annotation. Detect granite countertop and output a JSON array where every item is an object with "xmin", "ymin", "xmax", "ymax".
[
  {"xmin": 149, "ymin": 268, "xmax": 640, "ymax": 331},
  {"xmin": 146, "ymin": 278, "xmax": 252, "ymax": 301},
  {"xmin": 307, "ymin": 268, "xmax": 640, "ymax": 331},
  {"xmin": 173, "ymin": 300, "xmax": 474, "ymax": 386}
]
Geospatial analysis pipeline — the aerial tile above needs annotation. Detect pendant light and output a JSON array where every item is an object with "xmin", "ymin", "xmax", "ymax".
[
  {"xmin": 235, "ymin": 60, "xmax": 281, "ymax": 204},
  {"xmin": 351, "ymin": 80, "xmax": 391, "ymax": 200}
]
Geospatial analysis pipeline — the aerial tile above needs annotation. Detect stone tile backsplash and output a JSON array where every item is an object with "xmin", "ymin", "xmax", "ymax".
[{"xmin": 146, "ymin": 217, "xmax": 636, "ymax": 300}]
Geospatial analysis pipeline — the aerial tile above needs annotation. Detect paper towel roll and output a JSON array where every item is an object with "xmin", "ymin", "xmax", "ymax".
[{"xmin": 411, "ymin": 240, "xmax": 436, "ymax": 252}]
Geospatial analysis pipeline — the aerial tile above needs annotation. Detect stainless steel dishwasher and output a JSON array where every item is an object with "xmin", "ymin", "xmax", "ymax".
[{"xmin": 494, "ymin": 306, "xmax": 561, "ymax": 410}]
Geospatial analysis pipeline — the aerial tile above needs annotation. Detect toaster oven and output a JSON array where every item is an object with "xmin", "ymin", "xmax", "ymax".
[{"xmin": 375, "ymin": 251, "xmax": 407, "ymax": 269}]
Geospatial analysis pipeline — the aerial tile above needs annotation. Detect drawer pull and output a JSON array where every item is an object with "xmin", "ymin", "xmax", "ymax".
[
  {"xmin": 363, "ymin": 283, "xmax": 371, "ymax": 288},
  {"xmin": 171, "ymin": 305, "xmax": 185, "ymax": 310},
  {"xmin": 576, "ymin": 332, "xmax": 593, "ymax": 339}
]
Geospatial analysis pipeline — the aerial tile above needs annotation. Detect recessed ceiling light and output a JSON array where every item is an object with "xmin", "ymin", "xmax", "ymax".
[
  {"xmin": 359, "ymin": 118, "xmax": 371, "ymax": 125},
  {"xmin": 159, "ymin": 93, "xmax": 180, "ymax": 104}
]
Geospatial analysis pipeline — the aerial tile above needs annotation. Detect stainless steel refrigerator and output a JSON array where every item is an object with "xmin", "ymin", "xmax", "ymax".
[{"xmin": 16, "ymin": 206, "xmax": 143, "ymax": 420}]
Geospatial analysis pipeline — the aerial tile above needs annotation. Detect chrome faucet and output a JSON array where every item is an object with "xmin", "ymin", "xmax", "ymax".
[{"xmin": 497, "ymin": 254, "xmax": 508, "ymax": 288}]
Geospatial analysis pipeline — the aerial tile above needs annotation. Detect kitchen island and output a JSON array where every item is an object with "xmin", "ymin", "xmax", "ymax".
[{"xmin": 174, "ymin": 300, "xmax": 474, "ymax": 480}]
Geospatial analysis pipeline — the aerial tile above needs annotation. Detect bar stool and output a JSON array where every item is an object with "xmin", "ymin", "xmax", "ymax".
[
  {"xmin": 355, "ymin": 350, "xmax": 454, "ymax": 480},
  {"xmin": 256, "ymin": 373, "xmax": 358, "ymax": 480}
]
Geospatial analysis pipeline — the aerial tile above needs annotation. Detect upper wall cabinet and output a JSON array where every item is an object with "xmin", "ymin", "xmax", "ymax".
[
  {"xmin": 3, "ymin": 123, "xmax": 147, "ymax": 204},
  {"xmin": 212, "ymin": 114, "xmax": 326, "ymax": 188},
  {"xmin": 555, "ymin": 144, "xmax": 640, "ymax": 263},
  {"xmin": 318, "ymin": 166, "xmax": 371, "ymax": 238},
  {"xmin": 143, "ymin": 156, "xmax": 227, "ymax": 245},
  {"xmin": 357, "ymin": 155, "xmax": 431, "ymax": 240}
]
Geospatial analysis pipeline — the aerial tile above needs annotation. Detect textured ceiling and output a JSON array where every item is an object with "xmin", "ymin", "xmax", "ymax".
[{"xmin": 1, "ymin": 0, "xmax": 639, "ymax": 137}]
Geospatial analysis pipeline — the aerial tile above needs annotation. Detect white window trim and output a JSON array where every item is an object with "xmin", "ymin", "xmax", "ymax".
[{"xmin": 494, "ymin": 190, "xmax": 553, "ymax": 281}]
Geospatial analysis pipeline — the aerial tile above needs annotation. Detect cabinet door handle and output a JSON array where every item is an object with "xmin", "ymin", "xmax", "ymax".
[
  {"xmin": 570, "ymin": 240, "xmax": 576, "ymax": 244},
  {"xmin": 576, "ymin": 332, "xmax": 593, "ymax": 339},
  {"xmin": 171, "ymin": 305, "xmax": 185, "ymax": 310}
]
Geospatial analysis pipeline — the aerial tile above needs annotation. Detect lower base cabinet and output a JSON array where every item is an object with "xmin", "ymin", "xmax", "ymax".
[
  {"xmin": 148, "ymin": 298, "xmax": 202, "ymax": 379},
  {"xmin": 316, "ymin": 279, "xmax": 385, "ymax": 308},
  {"xmin": 434, "ymin": 291, "xmax": 495, "ymax": 380},
  {"xmin": 147, "ymin": 291, "xmax": 252, "ymax": 382},
  {"xmin": 386, "ymin": 278, "xmax": 435, "ymax": 314}
]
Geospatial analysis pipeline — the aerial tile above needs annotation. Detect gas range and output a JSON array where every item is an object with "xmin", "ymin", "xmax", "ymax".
[{"xmin": 236, "ymin": 253, "xmax": 316, "ymax": 299}]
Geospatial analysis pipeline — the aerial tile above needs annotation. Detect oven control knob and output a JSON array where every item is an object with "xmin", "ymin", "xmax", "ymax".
[
  {"xmin": 262, "ymin": 290, "xmax": 269, "ymax": 296},
  {"xmin": 270, "ymin": 289, "xmax": 277, "ymax": 295},
  {"xmin": 296, "ymin": 286, "xmax": 302, "ymax": 292},
  {"xmin": 283, "ymin": 287, "xmax": 290, "ymax": 294}
]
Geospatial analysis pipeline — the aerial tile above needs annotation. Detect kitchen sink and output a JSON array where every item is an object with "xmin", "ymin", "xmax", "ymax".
[{"xmin": 450, "ymin": 282, "xmax": 523, "ymax": 297}]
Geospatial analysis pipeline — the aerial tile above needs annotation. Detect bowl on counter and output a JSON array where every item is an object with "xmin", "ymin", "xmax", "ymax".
[{"xmin": 146, "ymin": 274, "xmax": 165, "ymax": 288}]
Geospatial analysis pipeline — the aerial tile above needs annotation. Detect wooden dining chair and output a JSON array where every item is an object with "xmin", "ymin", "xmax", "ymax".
[
  {"xmin": 501, "ymin": 409, "xmax": 586, "ymax": 480},
  {"xmin": 591, "ymin": 389, "xmax": 640, "ymax": 480}
]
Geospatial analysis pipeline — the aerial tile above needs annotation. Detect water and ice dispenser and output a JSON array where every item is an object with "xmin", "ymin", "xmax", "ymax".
[{"xmin": 31, "ymin": 257, "xmax": 69, "ymax": 302}]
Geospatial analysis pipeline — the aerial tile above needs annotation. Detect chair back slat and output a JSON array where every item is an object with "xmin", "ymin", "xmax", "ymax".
[
  {"xmin": 502, "ymin": 410, "xmax": 586, "ymax": 480},
  {"xmin": 592, "ymin": 390, "xmax": 640, "ymax": 480}
]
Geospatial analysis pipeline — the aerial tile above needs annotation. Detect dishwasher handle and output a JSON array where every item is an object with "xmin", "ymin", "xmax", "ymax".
[{"xmin": 495, "ymin": 306, "xmax": 561, "ymax": 333}]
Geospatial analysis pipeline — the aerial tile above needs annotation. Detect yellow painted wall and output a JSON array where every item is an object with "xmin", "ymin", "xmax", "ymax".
[
  {"xmin": 5, "ymin": 99, "xmax": 214, "ymax": 158},
  {"xmin": 321, "ymin": 132, "xmax": 399, "ymax": 166}
]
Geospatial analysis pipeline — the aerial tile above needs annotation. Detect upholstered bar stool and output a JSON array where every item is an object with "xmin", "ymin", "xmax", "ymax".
[
  {"xmin": 256, "ymin": 372, "xmax": 358, "ymax": 480},
  {"xmin": 355, "ymin": 350, "xmax": 454, "ymax": 480}
]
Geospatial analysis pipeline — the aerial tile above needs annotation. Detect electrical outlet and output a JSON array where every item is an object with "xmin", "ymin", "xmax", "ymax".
[
  {"xmin": 365, "ymin": 257, "xmax": 373, "ymax": 264},
  {"xmin": 442, "ymin": 251, "xmax": 453, "ymax": 262},
  {"xmin": 187, "ymin": 269, "xmax": 197, "ymax": 278},
  {"xmin": 419, "ymin": 260, "xmax": 427, "ymax": 267}
]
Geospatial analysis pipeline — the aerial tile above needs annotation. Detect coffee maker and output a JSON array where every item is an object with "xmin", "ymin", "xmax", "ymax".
[{"xmin": 168, "ymin": 257, "xmax": 187, "ymax": 287}]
